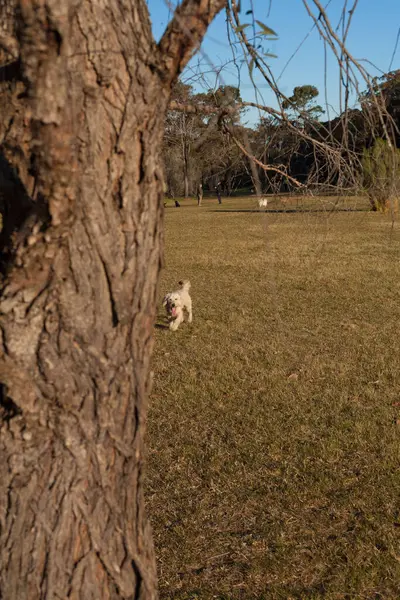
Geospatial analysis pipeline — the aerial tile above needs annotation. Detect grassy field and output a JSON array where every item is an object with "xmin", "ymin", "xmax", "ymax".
[{"xmin": 146, "ymin": 195, "xmax": 400, "ymax": 599}]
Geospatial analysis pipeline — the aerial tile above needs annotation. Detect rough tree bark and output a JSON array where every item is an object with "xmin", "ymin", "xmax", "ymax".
[{"xmin": 0, "ymin": 0, "xmax": 226, "ymax": 598}]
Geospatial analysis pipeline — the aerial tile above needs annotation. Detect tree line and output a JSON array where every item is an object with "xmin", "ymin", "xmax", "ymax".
[{"xmin": 163, "ymin": 70, "xmax": 400, "ymax": 209}]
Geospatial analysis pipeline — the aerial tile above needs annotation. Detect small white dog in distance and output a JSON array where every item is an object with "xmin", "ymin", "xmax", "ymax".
[
  {"xmin": 163, "ymin": 280, "xmax": 193, "ymax": 331},
  {"xmin": 258, "ymin": 197, "xmax": 268, "ymax": 208}
]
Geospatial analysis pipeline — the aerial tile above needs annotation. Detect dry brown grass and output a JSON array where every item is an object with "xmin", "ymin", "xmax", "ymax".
[{"xmin": 146, "ymin": 195, "xmax": 400, "ymax": 599}]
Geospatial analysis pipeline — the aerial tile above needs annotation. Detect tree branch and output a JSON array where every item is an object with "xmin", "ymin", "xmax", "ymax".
[
  {"xmin": 168, "ymin": 99, "xmax": 235, "ymax": 115},
  {"xmin": 158, "ymin": 0, "xmax": 227, "ymax": 84},
  {"xmin": 223, "ymin": 123, "xmax": 303, "ymax": 189}
]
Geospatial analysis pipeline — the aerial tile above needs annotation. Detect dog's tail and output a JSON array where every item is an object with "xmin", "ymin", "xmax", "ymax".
[{"xmin": 178, "ymin": 279, "xmax": 191, "ymax": 291}]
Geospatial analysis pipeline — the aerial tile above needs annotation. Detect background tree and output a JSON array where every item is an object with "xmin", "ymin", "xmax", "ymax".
[
  {"xmin": 362, "ymin": 138, "xmax": 400, "ymax": 211},
  {"xmin": 282, "ymin": 85, "xmax": 324, "ymax": 124},
  {"xmin": 164, "ymin": 83, "xmax": 246, "ymax": 197},
  {"xmin": 193, "ymin": 85, "xmax": 246, "ymax": 194},
  {"xmin": 164, "ymin": 82, "xmax": 200, "ymax": 198},
  {"xmin": 360, "ymin": 69, "xmax": 400, "ymax": 148}
]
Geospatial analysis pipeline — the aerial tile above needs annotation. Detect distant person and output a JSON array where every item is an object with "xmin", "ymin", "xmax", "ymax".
[
  {"xmin": 175, "ymin": 200, "xmax": 181, "ymax": 207},
  {"xmin": 216, "ymin": 182, "xmax": 222, "ymax": 204},
  {"xmin": 197, "ymin": 183, "xmax": 203, "ymax": 206}
]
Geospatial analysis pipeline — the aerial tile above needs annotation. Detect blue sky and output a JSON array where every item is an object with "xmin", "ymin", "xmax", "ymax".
[{"xmin": 147, "ymin": 0, "xmax": 400, "ymax": 125}]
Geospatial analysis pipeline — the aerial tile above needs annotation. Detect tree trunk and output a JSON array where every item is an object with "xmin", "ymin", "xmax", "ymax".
[
  {"xmin": 0, "ymin": 0, "xmax": 227, "ymax": 598},
  {"xmin": 0, "ymin": 1, "xmax": 166, "ymax": 597},
  {"xmin": 183, "ymin": 136, "xmax": 190, "ymax": 199}
]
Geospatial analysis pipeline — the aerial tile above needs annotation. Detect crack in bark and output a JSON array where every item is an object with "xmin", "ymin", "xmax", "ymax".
[
  {"xmin": 98, "ymin": 252, "xmax": 119, "ymax": 329},
  {"xmin": 131, "ymin": 558, "xmax": 143, "ymax": 599},
  {"xmin": 0, "ymin": 383, "xmax": 21, "ymax": 419}
]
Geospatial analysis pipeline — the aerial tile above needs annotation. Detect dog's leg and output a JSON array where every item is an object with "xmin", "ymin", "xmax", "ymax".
[
  {"xmin": 170, "ymin": 312, "xmax": 183, "ymax": 331},
  {"xmin": 186, "ymin": 299, "xmax": 193, "ymax": 323}
]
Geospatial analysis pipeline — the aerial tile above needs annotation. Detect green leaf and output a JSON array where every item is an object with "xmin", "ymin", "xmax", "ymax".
[
  {"xmin": 249, "ymin": 57, "xmax": 255, "ymax": 77},
  {"xmin": 255, "ymin": 20, "xmax": 278, "ymax": 37},
  {"xmin": 234, "ymin": 23, "xmax": 251, "ymax": 34}
]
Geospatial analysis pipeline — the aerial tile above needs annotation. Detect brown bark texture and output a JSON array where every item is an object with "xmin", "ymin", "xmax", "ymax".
[{"xmin": 0, "ymin": 0, "xmax": 226, "ymax": 598}]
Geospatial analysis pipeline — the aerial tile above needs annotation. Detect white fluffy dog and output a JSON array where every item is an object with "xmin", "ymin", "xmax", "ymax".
[
  {"xmin": 163, "ymin": 280, "xmax": 193, "ymax": 331},
  {"xmin": 258, "ymin": 197, "xmax": 268, "ymax": 208}
]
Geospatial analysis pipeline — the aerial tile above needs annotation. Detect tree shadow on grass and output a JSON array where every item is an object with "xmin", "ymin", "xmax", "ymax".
[
  {"xmin": 155, "ymin": 314, "xmax": 169, "ymax": 330},
  {"xmin": 209, "ymin": 207, "xmax": 368, "ymax": 214}
]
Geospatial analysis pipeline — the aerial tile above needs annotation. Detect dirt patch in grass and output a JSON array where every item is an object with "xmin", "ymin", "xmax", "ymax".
[{"xmin": 147, "ymin": 196, "xmax": 400, "ymax": 599}]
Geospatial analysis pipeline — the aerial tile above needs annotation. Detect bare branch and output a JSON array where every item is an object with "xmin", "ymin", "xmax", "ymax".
[
  {"xmin": 223, "ymin": 123, "xmax": 303, "ymax": 189},
  {"xmin": 169, "ymin": 99, "xmax": 234, "ymax": 116}
]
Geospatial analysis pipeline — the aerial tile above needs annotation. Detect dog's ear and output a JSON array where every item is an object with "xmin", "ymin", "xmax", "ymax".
[{"xmin": 162, "ymin": 295, "xmax": 168, "ymax": 306}]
